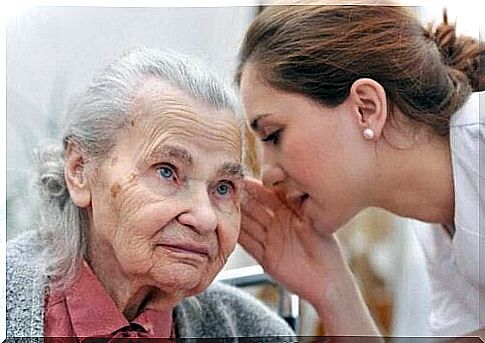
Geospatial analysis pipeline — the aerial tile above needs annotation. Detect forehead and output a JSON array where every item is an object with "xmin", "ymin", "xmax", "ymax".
[
  {"xmin": 240, "ymin": 63, "xmax": 267, "ymax": 104},
  {"xmin": 240, "ymin": 64, "xmax": 289, "ymax": 117},
  {"xmin": 128, "ymin": 79, "xmax": 242, "ymax": 162},
  {"xmin": 240, "ymin": 64, "xmax": 308, "ymax": 123}
]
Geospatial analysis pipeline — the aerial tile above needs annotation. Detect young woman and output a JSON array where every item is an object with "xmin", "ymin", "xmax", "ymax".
[{"xmin": 236, "ymin": 4, "xmax": 483, "ymax": 337}]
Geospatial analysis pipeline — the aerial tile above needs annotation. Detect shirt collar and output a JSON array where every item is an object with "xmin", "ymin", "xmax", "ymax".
[{"xmin": 65, "ymin": 261, "xmax": 173, "ymax": 338}]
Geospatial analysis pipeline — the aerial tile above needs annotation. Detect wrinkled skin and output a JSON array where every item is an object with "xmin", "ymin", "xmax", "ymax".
[{"xmin": 82, "ymin": 80, "xmax": 243, "ymax": 317}]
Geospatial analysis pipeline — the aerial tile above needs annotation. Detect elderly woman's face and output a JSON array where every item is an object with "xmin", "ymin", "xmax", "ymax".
[{"xmin": 87, "ymin": 81, "xmax": 242, "ymax": 298}]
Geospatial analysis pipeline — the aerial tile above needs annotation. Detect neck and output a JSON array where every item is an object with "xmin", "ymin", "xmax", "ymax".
[
  {"xmin": 372, "ymin": 131, "xmax": 454, "ymax": 225},
  {"xmin": 85, "ymin": 236, "xmax": 173, "ymax": 321}
]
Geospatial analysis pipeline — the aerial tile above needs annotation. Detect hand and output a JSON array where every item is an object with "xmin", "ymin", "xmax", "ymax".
[
  {"xmin": 240, "ymin": 178, "xmax": 382, "ymax": 337},
  {"xmin": 239, "ymin": 178, "xmax": 348, "ymax": 306}
]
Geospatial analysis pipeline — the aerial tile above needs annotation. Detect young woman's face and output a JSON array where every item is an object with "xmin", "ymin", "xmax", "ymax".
[{"xmin": 240, "ymin": 64, "xmax": 373, "ymax": 234}]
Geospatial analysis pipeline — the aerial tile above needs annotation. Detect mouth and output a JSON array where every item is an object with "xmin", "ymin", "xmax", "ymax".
[
  {"xmin": 299, "ymin": 193, "xmax": 310, "ymax": 212},
  {"xmin": 286, "ymin": 192, "xmax": 310, "ymax": 216},
  {"xmin": 157, "ymin": 242, "xmax": 210, "ymax": 260}
]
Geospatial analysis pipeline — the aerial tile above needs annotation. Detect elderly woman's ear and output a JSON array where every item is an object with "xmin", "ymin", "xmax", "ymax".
[{"xmin": 64, "ymin": 140, "xmax": 91, "ymax": 208}]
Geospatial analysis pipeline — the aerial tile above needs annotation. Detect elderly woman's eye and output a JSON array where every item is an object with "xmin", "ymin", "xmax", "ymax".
[
  {"xmin": 215, "ymin": 181, "xmax": 234, "ymax": 197},
  {"xmin": 157, "ymin": 164, "xmax": 176, "ymax": 180}
]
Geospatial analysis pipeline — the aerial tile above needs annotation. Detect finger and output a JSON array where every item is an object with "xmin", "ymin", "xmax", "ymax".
[
  {"xmin": 244, "ymin": 176, "xmax": 263, "ymax": 184},
  {"xmin": 243, "ymin": 177, "xmax": 294, "ymax": 208},
  {"xmin": 239, "ymin": 227, "xmax": 264, "ymax": 263},
  {"xmin": 241, "ymin": 212, "xmax": 267, "ymax": 240},
  {"xmin": 243, "ymin": 181, "xmax": 302, "ymax": 227},
  {"xmin": 241, "ymin": 196, "xmax": 275, "ymax": 229},
  {"xmin": 242, "ymin": 178, "xmax": 282, "ymax": 209},
  {"xmin": 243, "ymin": 178, "xmax": 298, "ymax": 214},
  {"xmin": 273, "ymin": 187, "xmax": 294, "ymax": 209}
]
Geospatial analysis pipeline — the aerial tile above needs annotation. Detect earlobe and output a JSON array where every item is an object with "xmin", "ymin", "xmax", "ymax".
[
  {"xmin": 349, "ymin": 78, "xmax": 388, "ymax": 140},
  {"xmin": 64, "ymin": 141, "xmax": 91, "ymax": 208}
]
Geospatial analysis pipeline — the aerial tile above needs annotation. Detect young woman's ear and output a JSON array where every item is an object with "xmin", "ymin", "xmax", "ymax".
[
  {"xmin": 348, "ymin": 78, "xmax": 388, "ymax": 141},
  {"xmin": 64, "ymin": 141, "xmax": 91, "ymax": 208}
]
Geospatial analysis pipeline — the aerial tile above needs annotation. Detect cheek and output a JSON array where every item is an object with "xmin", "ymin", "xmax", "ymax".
[
  {"xmin": 110, "ymin": 186, "xmax": 183, "ymax": 273},
  {"xmin": 282, "ymin": 142, "xmax": 321, "ymax": 187},
  {"xmin": 216, "ymin": 210, "xmax": 241, "ymax": 259},
  {"xmin": 183, "ymin": 212, "xmax": 240, "ymax": 296},
  {"xmin": 122, "ymin": 199, "xmax": 177, "ymax": 235},
  {"xmin": 112, "ymin": 173, "xmax": 182, "ymax": 233},
  {"xmin": 284, "ymin": 125, "xmax": 347, "ymax": 184},
  {"xmin": 147, "ymin": 211, "xmax": 241, "ymax": 297}
]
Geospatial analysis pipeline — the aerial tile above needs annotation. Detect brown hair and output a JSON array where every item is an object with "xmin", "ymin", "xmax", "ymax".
[{"xmin": 236, "ymin": 5, "xmax": 483, "ymax": 136}]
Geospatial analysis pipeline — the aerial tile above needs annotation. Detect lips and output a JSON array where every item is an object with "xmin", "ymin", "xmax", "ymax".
[
  {"xmin": 157, "ymin": 242, "xmax": 210, "ymax": 259},
  {"xmin": 285, "ymin": 192, "xmax": 309, "ymax": 215}
]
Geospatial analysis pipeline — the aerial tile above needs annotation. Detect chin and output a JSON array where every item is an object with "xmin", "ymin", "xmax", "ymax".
[
  {"xmin": 306, "ymin": 198, "xmax": 357, "ymax": 235},
  {"xmin": 154, "ymin": 266, "xmax": 212, "ymax": 293},
  {"xmin": 308, "ymin": 211, "xmax": 342, "ymax": 235}
]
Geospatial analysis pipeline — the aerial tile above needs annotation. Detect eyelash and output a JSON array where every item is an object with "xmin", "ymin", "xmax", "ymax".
[
  {"xmin": 157, "ymin": 164, "xmax": 236, "ymax": 200},
  {"xmin": 262, "ymin": 130, "xmax": 281, "ymax": 145},
  {"xmin": 156, "ymin": 163, "xmax": 178, "ymax": 182},
  {"xmin": 213, "ymin": 180, "xmax": 236, "ymax": 199}
]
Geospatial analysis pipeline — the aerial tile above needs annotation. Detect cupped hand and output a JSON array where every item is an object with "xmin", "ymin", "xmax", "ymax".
[{"xmin": 239, "ymin": 178, "xmax": 348, "ymax": 307}]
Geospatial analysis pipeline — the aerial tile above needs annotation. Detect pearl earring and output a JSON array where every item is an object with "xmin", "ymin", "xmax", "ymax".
[{"xmin": 363, "ymin": 128, "xmax": 375, "ymax": 140}]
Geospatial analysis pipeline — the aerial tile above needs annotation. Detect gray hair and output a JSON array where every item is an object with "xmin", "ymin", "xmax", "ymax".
[{"xmin": 36, "ymin": 47, "xmax": 241, "ymax": 289}]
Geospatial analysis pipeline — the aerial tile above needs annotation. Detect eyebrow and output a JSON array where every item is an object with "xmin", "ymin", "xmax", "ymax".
[
  {"xmin": 217, "ymin": 162, "xmax": 245, "ymax": 180},
  {"xmin": 146, "ymin": 144, "xmax": 194, "ymax": 166},
  {"xmin": 145, "ymin": 144, "xmax": 244, "ymax": 179}
]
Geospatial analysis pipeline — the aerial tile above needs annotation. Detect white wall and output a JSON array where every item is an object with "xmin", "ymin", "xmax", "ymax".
[{"xmin": 6, "ymin": 5, "xmax": 258, "ymax": 239}]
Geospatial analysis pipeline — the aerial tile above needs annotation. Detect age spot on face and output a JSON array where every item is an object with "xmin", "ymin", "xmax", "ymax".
[{"xmin": 110, "ymin": 182, "xmax": 122, "ymax": 199}]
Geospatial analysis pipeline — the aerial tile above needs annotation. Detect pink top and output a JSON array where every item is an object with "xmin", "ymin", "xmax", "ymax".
[{"xmin": 44, "ymin": 261, "xmax": 174, "ymax": 340}]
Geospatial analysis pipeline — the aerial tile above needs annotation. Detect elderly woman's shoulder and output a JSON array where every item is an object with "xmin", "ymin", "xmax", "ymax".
[
  {"xmin": 6, "ymin": 230, "xmax": 42, "ymax": 260},
  {"xmin": 6, "ymin": 229, "xmax": 46, "ymax": 293},
  {"xmin": 7, "ymin": 230, "xmax": 44, "ymax": 267},
  {"xmin": 175, "ymin": 282, "xmax": 295, "ymax": 338},
  {"xmin": 6, "ymin": 230, "xmax": 46, "ymax": 307},
  {"xmin": 6, "ymin": 230, "xmax": 46, "ymax": 337}
]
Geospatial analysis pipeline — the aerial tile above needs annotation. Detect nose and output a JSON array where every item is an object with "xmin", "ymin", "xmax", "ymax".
[
  {"xmin": 177, "ymin": 185, "xmax": 218, "ymax": 234},
  {"xmin": 261, "ymin": 163, "xmax": 285, "ymax": 188}
]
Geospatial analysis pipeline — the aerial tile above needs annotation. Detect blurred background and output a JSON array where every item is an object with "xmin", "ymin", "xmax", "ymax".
[{"xmin": 5, "ymin": 1, "xmax": 481, "ymax": 336}]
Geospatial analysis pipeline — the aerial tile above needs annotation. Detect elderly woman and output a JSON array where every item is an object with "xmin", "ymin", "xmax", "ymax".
[{"xmin": 6, "ymin": 48, "xmax": 294, "ymax": 339}]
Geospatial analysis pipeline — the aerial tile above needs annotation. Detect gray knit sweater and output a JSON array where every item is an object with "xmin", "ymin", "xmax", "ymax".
[{"xmin": 7, "ymin": 231, "xmax": 295, "ymax": 339}]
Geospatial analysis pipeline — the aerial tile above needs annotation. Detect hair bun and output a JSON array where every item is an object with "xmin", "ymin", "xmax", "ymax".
[
  {"xmin": 425, "ymin": 9, "xmax": 482, "ymax": 91},
  {"xmin": 40, "ymin": 168, "xmax": 66, "ymax": 198},
  {"xmin": 35, "ymin": 145, "xmax": 69, "ymax": 206}
]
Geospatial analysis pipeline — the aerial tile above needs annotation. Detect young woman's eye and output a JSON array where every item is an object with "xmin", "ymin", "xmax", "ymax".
[
  {"xmin": 157, "ymin": 164, "xmax": 177, "ymax": 181},
  {"xmin": 215, "ymin": 181, "xmax": 235, "ymax": 197},
  {"xmin": 262, "ymin": 130, "xmax": 281, "ymax": 145}
]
